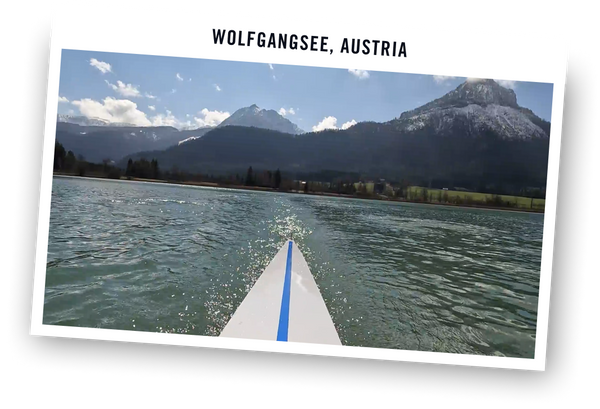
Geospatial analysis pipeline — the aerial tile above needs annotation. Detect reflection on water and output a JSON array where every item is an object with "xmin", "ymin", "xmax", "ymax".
[{"xmin": 44, "ymin": 176, "xmax": 543, "ymax": 358}]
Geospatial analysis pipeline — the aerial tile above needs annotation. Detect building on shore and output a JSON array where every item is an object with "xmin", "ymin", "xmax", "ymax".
[
  {"xmin": 353, "ymin": 181, "xmax": 375, "ymax": 194},
  {"xmin": 374, "ymin": 179, "xmax": 395, "ymax": 196},
  {"xmin": 384, "ymin": 183, "xmax": 394, "ymax": 196},
  {"xmin": 293, "ymin": 180, "xmax": 333, "ymax": 193}
]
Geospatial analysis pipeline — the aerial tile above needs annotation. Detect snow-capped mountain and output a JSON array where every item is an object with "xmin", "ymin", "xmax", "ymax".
[
  {"xmin": 218, "ymin": 104, "xmax": 304, "ymax": 135},
  {"xmin": 57, "ymin": 114, "xmax": 136, "ymax": 127},
  {"xmin": 389, "ymin": 79, "xmax": 550, "ymax": 139}
]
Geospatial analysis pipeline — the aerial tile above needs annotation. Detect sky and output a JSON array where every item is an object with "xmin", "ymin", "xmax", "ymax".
[{"xmin": 57, "ymin": 49, "xmax": 555, "ymax": 132}]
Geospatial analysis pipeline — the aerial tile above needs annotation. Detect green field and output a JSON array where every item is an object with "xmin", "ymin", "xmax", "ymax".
[{"xmin": 406, "ymin": 186, "xmax": 545, "ymax": 211}]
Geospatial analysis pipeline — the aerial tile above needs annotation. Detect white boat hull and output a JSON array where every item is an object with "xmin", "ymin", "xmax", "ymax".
[{"xmin": 220, "ymin": 240, "xmax": 341, "ymax": 345}]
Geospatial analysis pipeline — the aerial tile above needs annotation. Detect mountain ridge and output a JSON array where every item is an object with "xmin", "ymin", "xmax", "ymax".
[
  {"xmin": 63, "ymin": 79, "xmax": 551, "ymax": 194},
  {"xmin": 55, "ymin": 103, "xmax": 305, "ymax": 161},
  {"xmin": 57, "ymin": 114, "xmax": 134, "ymax": 127}
]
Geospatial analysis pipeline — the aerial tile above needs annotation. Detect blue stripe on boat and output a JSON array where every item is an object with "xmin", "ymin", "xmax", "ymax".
[{"xmin": 276, "ymin": 241, "xmax": 293, "ymax": 341}]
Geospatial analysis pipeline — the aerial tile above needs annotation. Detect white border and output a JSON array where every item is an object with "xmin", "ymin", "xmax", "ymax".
[{"xmin": 31, "ymin": 24, "xmax": 567, "ymax": 372}]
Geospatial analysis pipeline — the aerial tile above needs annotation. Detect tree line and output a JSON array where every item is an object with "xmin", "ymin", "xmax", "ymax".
[
  {"xmin": 54, "ymin": 142, "xmax": 543, "ymax": 211},
  {"xmin": 244, "ymin": 166, "xmax": 282, "ymax": 189},
  {"xmin": 54, "ymin": 141, "xmax": 121, "ymax": 178},
  {"xmin": 125, "ymin": 158, "xmax": 160, "ymax": 180}
]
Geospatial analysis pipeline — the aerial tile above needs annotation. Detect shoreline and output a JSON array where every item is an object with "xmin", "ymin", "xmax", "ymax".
[{"xmin": 53, "ymin": 172, "xmax": 545, "ymax": 214}]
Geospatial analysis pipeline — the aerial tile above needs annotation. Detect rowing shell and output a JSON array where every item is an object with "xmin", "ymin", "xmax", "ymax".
[{"xmin": 220, "ymin": 240, "xmax": 341, "ymax": 345}]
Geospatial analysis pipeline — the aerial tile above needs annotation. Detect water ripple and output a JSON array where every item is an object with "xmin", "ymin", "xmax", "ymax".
[{"xmin": 44, "ymin": 177, "xmax": 543, "ymax": 358}]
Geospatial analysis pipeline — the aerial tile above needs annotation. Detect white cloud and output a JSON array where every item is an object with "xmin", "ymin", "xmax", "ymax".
[
  {"xmin": 465, "ymin": 77, "xmax": 517, "ymax": 89},
  {"xmin": 495, "ymin": 79, "xmax": 517, "ymax": 89},
  {"xmin": 150, "ymin": 108, "xmax": 231, "ymax": 129},
  {"xmin": 176, "ymin": 73, "xmax": 184, "ymax": 81},
  {"xmin": 214, "ymin": 84, "xmax": 222, "ymax": 92},
  {"xmin": 194, "ymin": 108, "xmax": 230, "ymax": 127},
  {"xmin": 312, "ymin": 116, "xmax": 357, "ymax": 132},
  {"xmin": 151, "ymin": 110, "xmax": 180, "ymax": 127},
  {"xmin": 150, "ymin": 111, "xmax": 195, "ymax": 130},
  {"xmin": 171, "ymin": 89, "xmax": 177, "ymax": 94},
  {"xmin": 145, "ymin": 92, "xmax": 157, "ymax": 99},
  {"xmin": 348, "ymin": 69, "xmax": 370, "ymax": 79},
  {"xmin": 278, "ymin": 107, "xmax": 296, "ymax": 116},
  {"xmin": 58, "ymin": 96, "xmax": 69, "ymax": 103},
  {"xmin": 341, "ymin": 119, "xmax": 357, "ymax": 130},
  {"xmin": 89, "ymin": 58, "xmax": 112, "ymax": 74},
  {"xmin": 312, "ymin": 116, "xmax": 339, "ymax": 132},
  {"xmin": 71, "ymin": 98, "xmax": 211, "ymax": 130},
  {"xmin": 72, "ymin": 97, "xmax": 151, "ymax": 126},
  {"xmin": 105, "ymin": 80, "xmax": 142, "ymax": 98},
  {"xmin": 433, "ymin": 75, "xmax": 455, "ymax": 84},
  {"xmin": 269, "ymin": 63, "xmax": 274, "ymax": 70}
]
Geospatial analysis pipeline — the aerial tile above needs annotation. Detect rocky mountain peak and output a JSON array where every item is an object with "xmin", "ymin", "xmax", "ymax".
[
  {"xmin": 451, "ymin": 79, "xmax": 518, "ymax": 108},
  {"xmin": 400, "ymin": 80, "xmax": 519, "ymax": 121},
  {"xmin": 218, "ymin": 104, "xmax": 304, "ymax": 134},
  {"xmin": 392, "ymin": 79, "xmax": 548, "ymax": 140}
]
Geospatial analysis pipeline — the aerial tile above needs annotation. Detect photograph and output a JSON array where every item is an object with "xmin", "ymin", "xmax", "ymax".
[
  {"xmin": 42, "ymin": 48, "xmax": 554, "ymax": 363},
  {"xmin": 12, "ymin": 1, "xmax": 600, "ymax": 407}
]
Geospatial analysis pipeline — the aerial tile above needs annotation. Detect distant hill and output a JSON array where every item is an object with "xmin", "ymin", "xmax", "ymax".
[{"xmin": 55, "ymin": 122, "xmax": 213, "ymax": 163}]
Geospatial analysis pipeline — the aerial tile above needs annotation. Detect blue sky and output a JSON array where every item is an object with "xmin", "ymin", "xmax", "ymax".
[{"xmin": 57, "ymin": 49, "xmax": 554, "ymax": 131}]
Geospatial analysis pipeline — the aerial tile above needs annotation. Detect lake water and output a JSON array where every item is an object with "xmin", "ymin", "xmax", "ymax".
[{"xmin": 44, "ymin": 176, "xmax": 544, "ymax": 358}]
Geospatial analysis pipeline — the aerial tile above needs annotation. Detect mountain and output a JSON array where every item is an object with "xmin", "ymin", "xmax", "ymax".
[
  {"xmin": 218, "ymin": 104, "xmax": 304, "ymax": 134},
  {"xmin": 389, "ymin": 79, "xmax": 550, "ymax": 139},
  {"xmin": 121, "ymin": 80, "xmax": 551, "ymax": 194},
  {"xmin": 56, "ymin": 122, "xmax": 213, "ymax": 163}
]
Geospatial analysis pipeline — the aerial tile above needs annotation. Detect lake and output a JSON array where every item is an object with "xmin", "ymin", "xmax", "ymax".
[{"xmin": 44, "ymin": 176, "xmax": 543, "ymax": 358}]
